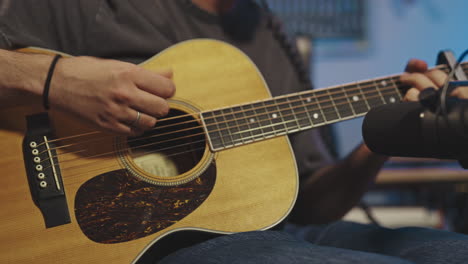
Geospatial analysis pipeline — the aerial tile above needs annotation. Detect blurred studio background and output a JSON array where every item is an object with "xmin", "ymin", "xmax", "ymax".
[{"xmin": 263, "ymin": 0, "xmax": 468, "ymax": 232}]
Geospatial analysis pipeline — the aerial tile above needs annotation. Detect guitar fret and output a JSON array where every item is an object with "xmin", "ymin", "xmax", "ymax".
[
  {"xmin": 286, "ymin": 97, "xmax": 302, "ymax": 130},
  {"xmin": 202, "ymin": 62, "xmax": 468, "ymax": 152},
  {"xmin": 264, "ymin": 100, "xmax": 286, "ymax": 135},
  {"xmin": 372, "ymin": 79, "xmax": 388, "ymax": 105},
  {"xmin": 223, "ymin": 108, "xmax": 243, "ymax": 145},
  {"xmin": 387, "ymin": 77, "xmax": 403, "ymax": 101},
  {"xmin": 327, "ymin": 89, "xmax": 342, "ymax": 119},
  {"xmin": 253, "ymin": 102, "xmax": 275, "ymax": 138},
  {"xmin": 276, "ymin": 97, "xmax": 299, "ymax": 132},
  {"xmin": 221, "ymin": 109, "xmax": 238, "ymax": 146},
  {"xmin": 233, "ymin": 106, "xmax": 255, "ymax": 143},
  {"xmin": 242, "ymin": 104, "xmax": 263, "ymax": 140},
  {"xmin": 328, "ymin": 87, "xmax": 354, "ymax": 119},
  {"xmin": 360, "ymin": 80, "xmax": 385, "ymax": 109},
  {"xmin": 298, "ymin": 94, "xmax": 315, "ymax": 126},
  {"xmin": 214, "ymin": 110, "xmax": 233, "ymax": 147},
  {"xmin": 315, "ymin": 89, "xmax": 340, "ymax": 122},
  {"xmin": 303, "ymin": 94, "xmax": 326, "ymax": 125},
  {"xmin": 357, "ymin": 83, "xmax": 371, "ymax": 110},
  {"xmin": 344, "ymin": 84, "xmax": 369, "ymax": 115},
  {"xmin": 202, "ymin": 111, "xmax": 225, "ymax": 150},
  {"xmin": 272, "ymin": 98, "xmax": 290, "ymax": 133},
  {"xmin": 377, "ymin": 77, "xmax": 400, "ymax": 104},
  {"xmin": 289, "ymin": 95, "xmax": 313, "ymax": 129},
  {"xmin": 332, "ymin": 87, "xmax": 354, "ymax": 118}
]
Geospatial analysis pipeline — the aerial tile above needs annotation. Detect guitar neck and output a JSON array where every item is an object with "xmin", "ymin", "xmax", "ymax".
[{"xmin": 202, "ymin": 62, "xmax": 468, "ymax": 151}]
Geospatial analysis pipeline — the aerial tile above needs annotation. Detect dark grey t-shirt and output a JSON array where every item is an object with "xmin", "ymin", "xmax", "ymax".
[{"xmin": 0, "ymin": 0, "xmax": 333, "ymax": 196}]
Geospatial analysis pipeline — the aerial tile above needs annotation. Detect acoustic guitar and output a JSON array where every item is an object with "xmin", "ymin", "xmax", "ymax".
[{"xmin": 0, "ymin": 39, "xmax": 463, "ymax": 263}]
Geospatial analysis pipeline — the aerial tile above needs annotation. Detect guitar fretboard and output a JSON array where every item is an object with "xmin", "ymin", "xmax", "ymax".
[{"xmin": 201, "ymin": 62, "xmax": 467, "ymax": 151}]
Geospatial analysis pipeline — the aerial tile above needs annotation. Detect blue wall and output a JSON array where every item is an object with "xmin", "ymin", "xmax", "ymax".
[{"xmin": 313, "ymin": 0, "xmax": 468, "ymax": 157}]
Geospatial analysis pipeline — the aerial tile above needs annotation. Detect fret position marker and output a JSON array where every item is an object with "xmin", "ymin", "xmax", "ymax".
[
  {"xmin": 389, "ymin": 97, "xmax": 396, "ymax": 103},
  {"xmin": 306, "ymin": 97, "xmax": 312, "ymax": 103},
  {"xmin": 272, "ymin": 113, "xmax": 278, "ymax": 119},
  {"xmin": 313, "ymin": 113, "xmax": 319, "ymax": 119},
  {"xmin": 249, "ymin": 118, "xmax": 256, "ymax": 123},
  {"xmin": 352, "ymin": 95, "xmax": 360, "ymax": 102},
  {"xmin": 381, "ymin": 80, "xmax": 387, "ymax": 86}
]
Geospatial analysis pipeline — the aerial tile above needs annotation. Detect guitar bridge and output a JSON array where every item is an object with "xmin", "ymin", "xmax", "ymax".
[{"xmin": 22, "ymin": 112, "xmax": 70, "ymax": 228}]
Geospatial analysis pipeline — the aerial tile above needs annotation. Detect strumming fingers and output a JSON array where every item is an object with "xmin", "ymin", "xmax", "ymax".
[{"xmin": 120, "ymin": 109, "xmax": 157, "ymax": 132}]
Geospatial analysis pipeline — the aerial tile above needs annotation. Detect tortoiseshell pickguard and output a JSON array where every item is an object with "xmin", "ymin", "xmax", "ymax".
[{"xmin": 74, "ymin": 164, "xmax": 216, "ymax": 244}]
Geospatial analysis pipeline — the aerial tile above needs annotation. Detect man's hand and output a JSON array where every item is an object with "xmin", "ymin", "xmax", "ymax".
[
  {"xmin": 400, "ymin": 58, "xmax": 468, "ymax": 100},
  {"xmin": 0, "ymin": 50, "xmax": 175, "ymax": 135},
  {"xmin": 400, "ymin": 59, "xmax": 447, "ymax": 101},
  {"xmin": 49, "ymin": 56, "xmax": 175, "ymax": 135}
]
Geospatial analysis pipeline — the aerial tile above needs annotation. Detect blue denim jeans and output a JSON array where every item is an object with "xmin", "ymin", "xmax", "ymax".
[{"xmin": 159, "ymin": 221, "xmax": 468, "ymax": 264}]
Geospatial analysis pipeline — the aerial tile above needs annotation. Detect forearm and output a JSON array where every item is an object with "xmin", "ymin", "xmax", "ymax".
[
  {"xmin": 0, "ymin": 49, "xmax": 53, "ymax": 108},
  {"xmin": 292, "ymin": 143, "xmax": 388, "ymax": 225}
]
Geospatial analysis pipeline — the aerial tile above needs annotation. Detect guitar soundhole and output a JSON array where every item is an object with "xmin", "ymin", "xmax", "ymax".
[
  {"xmin": 127, "ymin": 109, "xmax": 206, "ymax": 178},
  {"xmin": 75, "ymin": 108, "xmax": 216, "ymax": 244}
]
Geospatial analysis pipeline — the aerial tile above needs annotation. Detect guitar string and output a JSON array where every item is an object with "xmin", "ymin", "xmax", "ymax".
[
  {"xmin": 38, "ymin": 78, "xmax": 393, "ymax": 154},
  {"xmin": 56, "ymin": 88, "xmax": 393, "ymax": 179},
  {"xmin": 37, "ymin": 63, "xmax": 460, "ymax": 148},
  {"xmin": 41, "ymin": 81, "xmax": 402, "ymax": 157},
  {"xmin": 47, "ymin": 68, "xmax": 467, "ymax": 176},
  {"xmin": 40, "ymin": 87, "xmax": 402, "ymax": 166},
  {"xmin": 39, "ymin": 75, "xmax": 450, "ymax": 167},
  {"xmin": 60, "ymin": 143, "xmax": 208, "ymax": 182},
  {"xmin": 37, "ymin": 63, "xmax": 464, "ymax": 162},
  {"xmin": 40, "ymin": 117, "xmax": 203, "ymax": 155},
  {"xmin": 40, "ymin": 60, "xmax": 464, "ymax": 167},
  {"xmin": 37, "ymin": 61, "xmax": 465, "ymax": 158},
  {"xmin": 43, "ymin": 88, "xmax": 406, "ymax": 176},
  {"xmin": 39, "ymin": 78, "xmax": 405, "ymax": 157},
  {"xmin": 38, "ymin": 62, "xmax": 461, "ymax": 155},
  {"xmin": 35, "ymin": 71, "xmax": 410, "ymax": 148}
]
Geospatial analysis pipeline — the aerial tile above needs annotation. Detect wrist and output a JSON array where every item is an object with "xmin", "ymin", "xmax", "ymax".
[
  {"xmin": 340, "ymin": 143, "xmax": 388, "ymax": 173},
  {"xmin": 0, "ymin": 49, "xmax": 56, "ymax": 96},
  {"xmin": 42, "ymin": 55, "xmax": 62, "ymax": 110}
]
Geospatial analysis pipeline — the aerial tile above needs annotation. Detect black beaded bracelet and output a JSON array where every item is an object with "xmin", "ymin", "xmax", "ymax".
[{"xmin": 43, "ymin": 54, "xmax": 62, "ymax": 110}]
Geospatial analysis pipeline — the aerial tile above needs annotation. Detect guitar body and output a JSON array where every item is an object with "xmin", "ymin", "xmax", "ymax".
[{"xmin": 0, "ymin": 39, "xmax": 298, "ymax": 263}]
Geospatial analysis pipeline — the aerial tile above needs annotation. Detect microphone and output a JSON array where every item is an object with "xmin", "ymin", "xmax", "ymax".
[
  {"xmin": 363, "ymin": 50, "xmax": 468, "ymax": 167},
  {"xmin": 362, "ymin": 98, "xmax": 468, "ymax": 166},
  {"xmin": 363, "ymin": 101, "xmax": 428, "ymax": 158}
]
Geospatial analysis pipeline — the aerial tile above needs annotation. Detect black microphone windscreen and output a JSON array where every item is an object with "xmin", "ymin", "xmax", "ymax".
[{"xmin": 362, "ymin": 102, "xmax": 429, "ymax": 157}]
